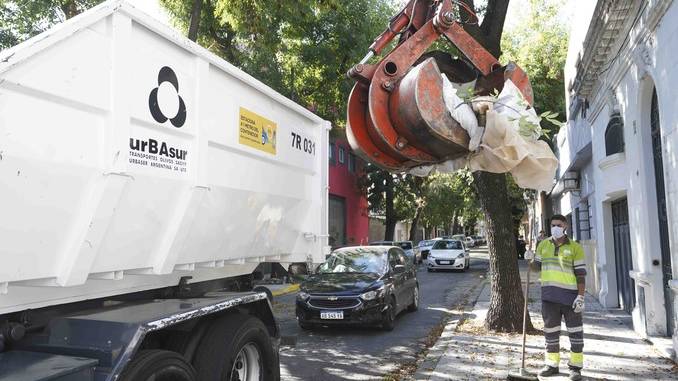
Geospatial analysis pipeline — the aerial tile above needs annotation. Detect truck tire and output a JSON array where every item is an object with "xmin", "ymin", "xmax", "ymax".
[
  {"xmin": 119, "ymin": 350, "xmax": 196, "ymax": 381},
  {"xmin": 193, "ymin": 314, "xmax": 278, "ymax": 381}
]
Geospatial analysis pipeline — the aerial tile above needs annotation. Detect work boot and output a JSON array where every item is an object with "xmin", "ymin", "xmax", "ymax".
[
  {"xmin": 569, "ymin": 367, "xmax": 582, "ymax": 380},
  {"xmin": 538, "ymin": 365, "xmax": 559, "ymax": 377}
]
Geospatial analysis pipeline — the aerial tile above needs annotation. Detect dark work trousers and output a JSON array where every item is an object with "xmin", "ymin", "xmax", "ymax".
[{"xmin": 542, "ymin": 300, "xmax": 584, "ymax": 369}]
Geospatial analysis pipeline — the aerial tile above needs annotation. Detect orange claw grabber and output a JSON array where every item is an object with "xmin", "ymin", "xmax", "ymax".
[{"xmin": 346, "ymin": 0, "xmax": 533, "ymax": 171}]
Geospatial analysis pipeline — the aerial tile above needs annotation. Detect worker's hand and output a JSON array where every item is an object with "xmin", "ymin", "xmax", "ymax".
[
  {"xmin": 524, "ymin": 250, "xmax": 534, "ymax": 261},
  {"xmin": 572, "ymin": 295, "xmax": 585, "ymax": 313}
]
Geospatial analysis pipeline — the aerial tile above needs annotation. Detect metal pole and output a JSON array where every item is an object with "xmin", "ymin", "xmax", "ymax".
[{"xmin": 521, "ymin": 261, "xmax": 531, "ymax": 369}]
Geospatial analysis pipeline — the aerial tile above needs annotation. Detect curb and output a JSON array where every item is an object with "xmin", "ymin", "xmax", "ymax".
[
  {"xmin": 411, "ymin": 280, "xmax": 488, "ymax": 381},
  {"xmin": 271, "ymin": 283, "xmax": 300, "ymax": 297}
]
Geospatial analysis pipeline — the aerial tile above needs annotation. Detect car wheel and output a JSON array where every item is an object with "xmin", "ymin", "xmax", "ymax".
[
  {"xmin": 427, "ymin": 268, "xmax": 433, "ymax": 272},
  {"xmin": 408, "ymin": 285, "xmax": 419, "ymax": 312},
  {"xmin": 382, "ymin": 297, "xmax": 397, "ymax": 331},
  {"xmin": 298, "ymin": 320, "xmax": 314, "ymax": 330}
]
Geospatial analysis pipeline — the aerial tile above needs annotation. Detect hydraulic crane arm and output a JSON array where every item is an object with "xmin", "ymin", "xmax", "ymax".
[{"xmin": 346, "ymin": 0, "xmax": 533, "ymax": 171}]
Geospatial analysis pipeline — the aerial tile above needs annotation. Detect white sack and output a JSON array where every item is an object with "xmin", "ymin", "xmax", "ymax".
[
  {"xmin": 468, "ymin": 110, "xmax": 557, "ymax": 191},
  {"xmin": 441, "ymin": 76, "xmax": 482, "ymax": 151},
  {"xmin": 408, "ymin": 79, "xmax": 558, "ymax": 192}
]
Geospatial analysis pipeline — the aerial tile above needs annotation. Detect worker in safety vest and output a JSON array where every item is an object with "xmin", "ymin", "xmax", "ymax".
[{"xmin": 526, "ymin": 214, "xmax": 586, "ymax": 381}]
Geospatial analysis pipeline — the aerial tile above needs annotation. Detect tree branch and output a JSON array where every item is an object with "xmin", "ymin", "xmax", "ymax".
[{"xmin": 459, "ymin": 0, "xmax": 482, "ymax": 40}]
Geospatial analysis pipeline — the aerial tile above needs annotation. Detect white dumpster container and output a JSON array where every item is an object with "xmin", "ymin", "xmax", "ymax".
[{"xmin": 0, "ymin": 0, "xmax": 330, "ymax": 314}]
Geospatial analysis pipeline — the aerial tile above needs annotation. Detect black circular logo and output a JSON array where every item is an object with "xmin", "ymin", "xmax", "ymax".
[{"xmin": 148, "ymin": 66, "xmax": 187, "ymax": 128}]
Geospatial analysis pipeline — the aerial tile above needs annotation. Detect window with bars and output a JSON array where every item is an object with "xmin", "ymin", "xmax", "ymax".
[
  {"xmin": 329, "ymin": 143, "xmax": 336, "ymax": 165},
  {"xmin": 339, "ymin": 147, "xmax": 346, "ymax": 164},
  {"xmin": 348, "ymin": 153, "xmax": 356, "ymax": 172},
  {"xmin": 575, "ymin": 200, "xmax": 592, "ymax": 240},
  {"xmin": 605, "ymin": 114, "xmax": 625, "ymax": 156}
]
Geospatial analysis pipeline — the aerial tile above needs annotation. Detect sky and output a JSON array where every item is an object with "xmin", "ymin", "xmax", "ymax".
[
  {"xmin": 505, "ymin": 0, "xmax": 574, "ymax": 31},
  {"xmin": 126, "ymin": 0, "xmax": 170, "ymax": 25}
]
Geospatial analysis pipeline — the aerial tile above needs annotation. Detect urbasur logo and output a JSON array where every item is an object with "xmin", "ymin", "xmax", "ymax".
[{"xmin": 148, "ymin": 66, "xmax": 187, "ymax": 128}]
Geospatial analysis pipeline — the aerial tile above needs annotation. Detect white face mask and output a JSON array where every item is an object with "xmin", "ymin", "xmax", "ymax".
[{"xmin": 551, "ymin": 226, "xmax": 565, "ymax": 239}]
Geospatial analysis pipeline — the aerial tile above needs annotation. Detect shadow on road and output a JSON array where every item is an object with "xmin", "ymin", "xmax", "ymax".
[{"xmin": 276, "ymin": 252, "xmax": 490, "ymax": 380}]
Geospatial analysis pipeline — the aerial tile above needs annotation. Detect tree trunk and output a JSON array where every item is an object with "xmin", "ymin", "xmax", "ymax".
[
  {"xmin": 187, "ymin": 0, "xmax": 203, "ymax": 42},
  {"xmin": 384, "ymin": 175, "xmax": 396, "ymax": 241},
  {"xmin": 474, "ymin": 171, "xmax": 533, "ymax": 332},
  {"xmin": 409, "ymin": 205, "xmax": 423, "ymax": 241}
]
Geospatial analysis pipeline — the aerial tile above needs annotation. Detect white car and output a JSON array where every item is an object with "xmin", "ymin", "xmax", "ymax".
[
  {"xmin": 451, "ymin": 234, "xmax": 474, "ymax": 248},
  {"xmin": 427, "ymin": 240, "xmax": 470, "ymax": 272},
  {"xmin": 465, "ymin": 236, "xmax": 475, "ymax": 248},
  {"xmin": 415, "ymin": 239, "xmax": 441, "ymax": 261}
]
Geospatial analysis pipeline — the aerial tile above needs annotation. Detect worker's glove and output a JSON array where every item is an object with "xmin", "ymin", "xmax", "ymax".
[
  {"xmin": 572, "ymin": 295, "xmax": 585, "ymax": 313},
  {"xmin": 524, "ymin": 250, "xmax": 534, "ymax": 261}
]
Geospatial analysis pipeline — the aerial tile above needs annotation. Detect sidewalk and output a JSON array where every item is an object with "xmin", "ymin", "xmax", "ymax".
[
  {"xmin": 414, "ymin": 262, "xmax": 678, "ymax": 380},
  {"xmin": 257, "ymin": 283, "xmax": 300, "ymax": 297}
]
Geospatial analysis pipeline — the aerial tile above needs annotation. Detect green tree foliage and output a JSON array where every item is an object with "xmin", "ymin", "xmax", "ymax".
[
  {"xmin": 160, "ymin": 0, "xmax": 395, "ymax": 126},
  {"xmin": 420, "ymin": 172, "xmax": 481, "ymax": 236},
  {"xmin": 361, "ymin": 165, "xmax": 405, "ymax": 241},
  {"xmin": 0, "ymin": 0, "xmax": 103, "ymax": 49},
  {"xmin": 501, "ymin": 0, "xmax": 569, "ymax": 135}
]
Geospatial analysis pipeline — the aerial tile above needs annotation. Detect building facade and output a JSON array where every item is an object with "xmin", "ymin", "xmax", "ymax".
[
  {"xmin": 542, "ymin": 0, "xmax": 677, "ymax": 358},
  {"xmin": 328, "ymin": 137, "xmax": 369, "ymax": 248}
]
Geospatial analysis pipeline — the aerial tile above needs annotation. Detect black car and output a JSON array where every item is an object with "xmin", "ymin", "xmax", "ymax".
[{"xmin": 296, "ymin": 246, "xmax": 418, "ymax": 331}]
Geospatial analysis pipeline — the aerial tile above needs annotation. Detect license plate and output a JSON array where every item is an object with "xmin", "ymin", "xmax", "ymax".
[
  {"xmin": 320, "ymin": 311, "xmax": 344, "ymax": 320},
  {"xmin": 439, "ymin": 260, "xmax": 450, "ymax": 265}
]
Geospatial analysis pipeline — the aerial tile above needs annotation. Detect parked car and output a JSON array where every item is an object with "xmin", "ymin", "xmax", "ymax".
[
  {"xmin": 396, "ymin": 241, "xmax": 419, "ymax": 264},
  {"xmin": 297, "ymin": 246, "xmax": 419, "ymax": 330},
  {"xmin": 369, "ymin": 240, "xmax": 419, "ymax": 265},
  {"xmin": 415, "ymin": 239, "xmax": 438, "ymax": 260},
  {"xmin": 427, "ymin": 239, "xmax": 470, "ymax": 272},
  {"xmin": 369, "ymin": 240, "xmax": 393, "ymax": 246},
  {"xmin": 465, "ymin": 236, "xmax": 476, "ymax": 248},
  {"xmin": 472, "ymin": 235, "xmax": 486, "ymax": 246}
]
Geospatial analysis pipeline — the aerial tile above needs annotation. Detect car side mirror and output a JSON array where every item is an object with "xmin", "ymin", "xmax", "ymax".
[{"xmin": 394, "ymin": 265, "xmax": 406, "ymax": 274}]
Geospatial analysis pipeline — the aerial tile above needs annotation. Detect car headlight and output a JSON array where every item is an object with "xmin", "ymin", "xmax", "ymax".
[
  {"xmin": 360, "ymin": 287, "xmax": 384, "ymax": 301},
  {"xmin": 297, "ymin": 291, "xmax": 310, "ymax": 301},
  {"xmin": 360, "ymin": 290, "xmax": 378, "ymax": 300},
  {"xmin": 457, "ymin": 253, "xmax": 465, "ymax": 259}
]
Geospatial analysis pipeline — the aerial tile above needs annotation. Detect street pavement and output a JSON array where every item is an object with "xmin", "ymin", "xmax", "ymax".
[{"xmin": 271, "ymin": 248, "xmax": 490, "ymax": 381}]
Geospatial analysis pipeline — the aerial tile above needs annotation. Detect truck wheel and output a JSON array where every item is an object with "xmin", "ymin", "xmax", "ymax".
[
  {"xmin": 193, "ymin": 314, "xmax": 278, "ymax": 381},
  {"xmin": 119, "ymin": 350, "xmax": 196, "ymax": 381}
]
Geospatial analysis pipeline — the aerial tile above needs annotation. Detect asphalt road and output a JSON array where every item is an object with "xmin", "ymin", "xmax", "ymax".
[{"xmin": 272, "ymin": 247, "xmax": 490, "ymax": 381}]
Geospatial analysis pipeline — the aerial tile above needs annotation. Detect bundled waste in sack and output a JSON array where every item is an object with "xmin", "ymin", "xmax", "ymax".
[{"xmin": 407, "ymin": 76, "xmax": 558, "ymax": 192}]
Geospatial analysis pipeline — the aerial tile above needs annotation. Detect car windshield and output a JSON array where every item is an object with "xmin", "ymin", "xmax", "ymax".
[
  {"xmin": 418, "ymin": 240, "xmax": 432, "ymax": 247},
  {"xmin": 432, "ymin": 240, "xmax": 463, "ymax": 250},
  {"xmin": 396, "ymin": 241, "xmax": 412, "ymax": 250},
  {"xmin": 318, "ymin": 249, "xmax": 387, "ymax": 274}
]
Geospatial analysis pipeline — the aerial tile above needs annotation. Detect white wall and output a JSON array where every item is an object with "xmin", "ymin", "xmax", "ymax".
[{"xmin": 562, "ymin": 0, "xmax": 678, "ymax": 348}]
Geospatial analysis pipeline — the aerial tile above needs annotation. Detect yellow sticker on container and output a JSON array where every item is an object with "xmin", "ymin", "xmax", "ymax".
[{"xmin": 239, "ymin": 107, "xmax": 277, "ymax": 155}]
